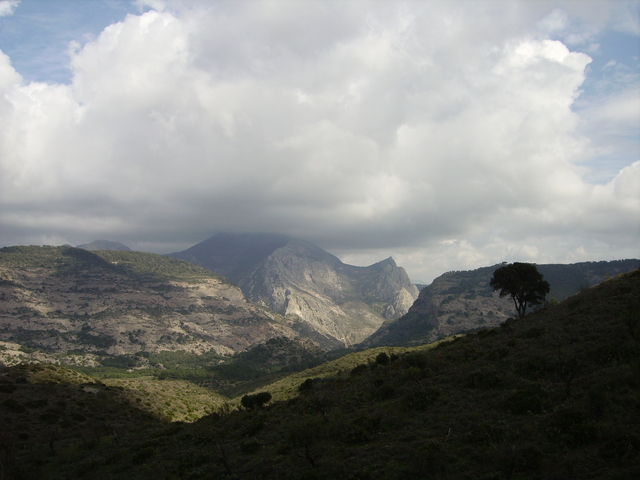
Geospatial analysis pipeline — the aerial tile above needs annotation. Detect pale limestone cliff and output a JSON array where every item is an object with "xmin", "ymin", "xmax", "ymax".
[{"xmin": 171, "ymin": 234, "xmax": 419, "ymax": 347}]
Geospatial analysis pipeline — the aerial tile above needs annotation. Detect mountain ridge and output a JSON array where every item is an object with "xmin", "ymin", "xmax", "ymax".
[
  {"xmin": 170, "ymin": 233, "xmax": 419, "ymax": 347},
  {"xmin": 364, "ymin": 258, "xmax": 640, "ymax": 347},
  {"xmin": 0, "ymin": 246, "xmax": 303, "ymax": 362}
]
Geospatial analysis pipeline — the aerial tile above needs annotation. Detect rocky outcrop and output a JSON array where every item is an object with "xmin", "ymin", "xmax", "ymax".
[
  {"xmin": 0, "ymin": 246, "xmax": 300, "ymax": 360},
  {"xmin": 364, "ymin": 259, "xmax": 640, "ymax": 347},
  {"xmin": 170, "ymin": 233, "xmax": 419, "ymax": 347}
]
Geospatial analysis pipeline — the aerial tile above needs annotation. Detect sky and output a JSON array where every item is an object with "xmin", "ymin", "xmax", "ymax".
[{"xmin": 0, "ymin": 0, "xmax": 638, "ymax": 283}]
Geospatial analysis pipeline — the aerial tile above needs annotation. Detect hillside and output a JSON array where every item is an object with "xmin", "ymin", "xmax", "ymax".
[
  {"xmin": 0, "ymin": 246, "xmax": 302, "ymax": 363},
  {"xmin": 365, "ymin": 259, "xmax": 639, "ymax": 347},
  {"xmin": 170, "ymin": 233, "xmax": 419, "ymax": 347},
  {"xmin": 10, "ymin": 267, "xmax": 639, "ymax": 479}
]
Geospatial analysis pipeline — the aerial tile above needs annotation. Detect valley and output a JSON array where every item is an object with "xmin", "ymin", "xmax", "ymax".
[
  {"xmin": 0, "ymin": 267, "xmax": 638, "ymax": 479},
  {"xmin": 1, "ymin": 240, "xmax": 639, "ymax": 479}
]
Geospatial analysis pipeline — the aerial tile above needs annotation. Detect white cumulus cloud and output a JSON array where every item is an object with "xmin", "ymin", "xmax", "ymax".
[
  {"xmin": 0, "ymin": 0, "xmax": 638, "ymax": 282},
  {"xmin": 0, "ymin": 0, "xmax": 18, "ymax": 17}
]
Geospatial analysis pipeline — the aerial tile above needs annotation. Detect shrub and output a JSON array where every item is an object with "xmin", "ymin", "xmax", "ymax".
[
  {"xmin": 375, "ymin": 385, "xmax": 396, "ymax": 400},
  {"xmin": 241, "ymin": 391, "xmax": 272, "ymax": 410},
  {"xmin": 465, "ymin": 367, "xmax": 504, "ymax": 389},
  {"xmin": 350, "ymin": 364, "xmax": 368, "ymax": 376},
  {"xmin": 375, "ymin": 352, "xmax": 390, "ymax": 365},
  {"xmin": 298, "ymin": 378, "xmax": 315, "ymax": 392},
  {"xmin": 2, "ymin": 398, "xmax": 26, "ymax": 413},
  {"xmin": 504, "ymin": 384, "xmax": 549, "ymax": 415},
  {"xmin": 405, "ymin": 386, "xmax": 441, "ymax": 411},
  {"xmin": 240, "ymin": 441, "xmax": 260, "ymax": 454},
  {"xmin": 402, "ymin": 353, "xmax": 428, "ymax": 369}
]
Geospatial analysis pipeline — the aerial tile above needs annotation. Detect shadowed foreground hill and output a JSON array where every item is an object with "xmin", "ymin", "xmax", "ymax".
[{"xmin": 17, "ymin": 268, "xmax": 640, "ymax": 479}]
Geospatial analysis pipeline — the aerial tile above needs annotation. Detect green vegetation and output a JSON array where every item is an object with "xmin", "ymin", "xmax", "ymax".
[
  {"xmin": 68, "ymin": 337, "xmax": 333, "ymax": 397},
  {"xmin": 93, "ymin": 250, "xmax": 232, "ymax": 284},
  {"xmin": 2, "ymin": 247, "xmax": 639, "ymax": 479},
  {"xmin": 2, "ymin": 268, "xmax": 636, "ymax": 479},
  {"xmin": 240, "ymin": 391, "xmax": 272, "ymax": 410},
  {"xmin": 0, "ymin": 245, "xmax": 229, "ymax": 286}
]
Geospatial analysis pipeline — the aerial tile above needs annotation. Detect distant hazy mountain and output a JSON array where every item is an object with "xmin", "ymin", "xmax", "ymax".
[
  {"xmin": 0, "ymin": 246, "xmax": 301, "ymax": 364},
  {"xmin": 170, "ymin": 233, "xmax": 419, "ymax": 347},
  {"xmin": 77, "ymin": 240, "xmax": 131, "ymax": 251},
  {"xmin": 363, "ymin": 259, "xmax": 639, "ymax": 347}
]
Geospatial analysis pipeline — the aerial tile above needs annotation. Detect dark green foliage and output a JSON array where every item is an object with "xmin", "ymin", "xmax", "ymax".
[
  {"xmin": 94, "ymin": 249, "xmax": 232, "ymax": 284},
  {"xmin": 375, "ymin": 352, "xmax": 390, "ymax": 365},
  {"xmin": 340, "ymin": 415, "xmax": 381, "ymax": 444},
  {"xmin": 503, "ymin": 383, "xmax": 549, "ymax": 414},
  {"xmin": 240, "ymin": 440, "xmax": 260, "ymax": 454},
  {"xmin": 404, "ymin": 386, "xmax": 441, "ymax": 410},
  {"xmin": 76, "ymin": 330, "xmax": 118, "ymax": 349},
  {"xmin": 401, "ymin": 352, "xmax": 428, "ymax": 369},
  {"xmin": 350, "ymin": 364, "xmax": 368, "ymax": 376},
  {"xmin": 241, "ymin": 391, "xmax": 272, "ymax": 410},
  {"xmin": 0, "ymin": 384, "xmax": 17, "ymax": 394},
  {"xmin": 100, "ymin": 355, "xmax": 140, "ymax": 369},
  {"xmin": 464, "ymin": 366, "xmax": 505, "ymax": 389},
  {"xmin": 298, "ymin": 378, "xmax": 316, "ymax": 392},
  {"xmin": 2, "ymin": 397, "xmax": 26, "ymax": 413},
  {"xmin": 490, "ymin": 262, "xmax": 551, "ymax": 318},
  {"xmin": 374, "ymin": 384, "xmax": 396, "ymax": 400}
]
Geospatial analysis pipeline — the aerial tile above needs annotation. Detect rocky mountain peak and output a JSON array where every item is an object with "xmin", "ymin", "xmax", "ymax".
[
  {"xmin": 170, "ymin": 233, "xmax": 418, "ymax": 347},
  {"xmin": 376, "ymin": 257, "xmax": 396, "ymax": 267}
]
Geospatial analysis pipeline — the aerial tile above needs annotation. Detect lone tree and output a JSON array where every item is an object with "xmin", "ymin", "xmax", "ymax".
[{"xmin": 490, "ymin": 262, "xmax": 550, "ymax": 318}]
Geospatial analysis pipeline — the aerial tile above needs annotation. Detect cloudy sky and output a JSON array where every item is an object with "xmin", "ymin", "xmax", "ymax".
[{"xmin": 0, "ymin": 0, "xmax": 638, "ymax": 282}]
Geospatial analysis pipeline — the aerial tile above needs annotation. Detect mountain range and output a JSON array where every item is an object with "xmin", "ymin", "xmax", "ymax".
[
  {"xmin": 3, "ymin": 266, "xmax": 638, "ymax": 479},
  {"xmin": 0, "ymin": 246, "xmax": 300, "ymax": 364},
  {"xmin": 169, "ymin": 233, "xmax": 419, "ymax": 347},
  {"xmin": 1, "ymin": 236, "xmax": 637, "ymax": 367},
  {"xmin": 365, "ymin": 259, "xmax": 640, "ymax": 347}
]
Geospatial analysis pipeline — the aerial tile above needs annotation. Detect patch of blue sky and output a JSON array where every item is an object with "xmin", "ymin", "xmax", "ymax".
[
  {"xmin": 0, "ymin": 0, "xmax": 140, "ymax": 84},
  {"xmin": 580, "ymin": 30, "xmax": 639, "ymax": 97},
  {"xmin": 570, "ymin": 29, "xmax": 640, "ymax": 185}
]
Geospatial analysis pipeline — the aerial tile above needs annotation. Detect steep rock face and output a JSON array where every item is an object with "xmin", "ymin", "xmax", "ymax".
[
  {"xmin": 171, "ymin": 234, "xmax": 418, "ymax": 347},
  {"xmin": 0, "ymin": 246, "xmax": 299, "ymax": 361},
  {"xmin": 364, "ymin": 259, "xmax": 639, "ymax": 347}
]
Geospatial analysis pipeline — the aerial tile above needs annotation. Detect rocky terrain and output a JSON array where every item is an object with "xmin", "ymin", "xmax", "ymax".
[
  {"xmin": 170, "ymin": 233, "xmax": 419, "ymax": 347},
  {"xmin": 4, "ymin": 267, "xmax": 638, "ymax": 480},
  {"xmin": 0, "ymin": 246, "xmax": 301, "ymax": 362},
  {"xmin": 364, "ymin": 259, "xmax": 639, "ymax": 347}
]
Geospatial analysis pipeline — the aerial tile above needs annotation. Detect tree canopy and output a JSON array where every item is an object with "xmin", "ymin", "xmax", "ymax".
[
  {"xmin": 490, "ymin": 262, "xmax": 550, "ymax": 318},
  {"xmin": 241, "ymin": 391, "xmax": 272, "ymax": 410}
]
